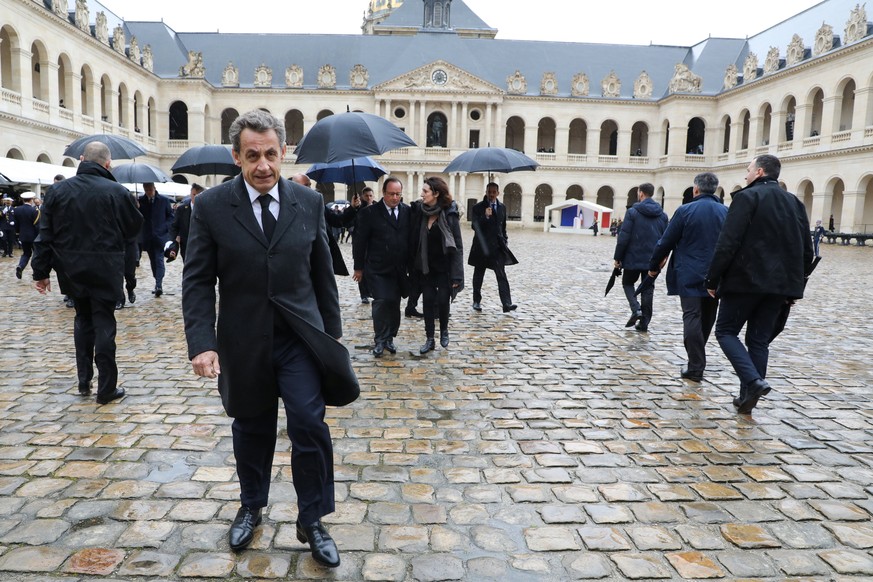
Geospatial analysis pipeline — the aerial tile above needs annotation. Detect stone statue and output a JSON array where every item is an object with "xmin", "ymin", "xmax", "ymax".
[
  {"xmin": 403, "ymin": 71, "xmax": 427, "ymax": 88},
  {"xmin": 95, "ymin": 11, "xmax": 108, "ymax": 44},
  {"xmin": 142, "ymin": 45, "xmax": 153, "ymax": 71},
  {"xmin": 668, "ymin": 63, "xmax": 702, "ymax": 93},
  {"xmin": 129, "ymin": 37, "xmax": 140, "ymax": 63},
  {"xmin": 743, "ymin": 52, "xmax": 759, "ymax": 82},
  {"xmin": 285, "ymin": 65, "xmax": 303, "ymax": 88},
  {"xmin": 428, "ymin": 116, "xmax": 445, "ymax": 147},
  {"xmin": 633, "ymin": 71, "xmax": 653, "ymax": 99},
  {"xmin": 75, "ymin": 0, "xmax": 89, "ymax": 32},
  {"xmin": 254, "ymin": 64, "xmax": 272, "ymax": 88},
  {"xmin": 601, "ymin": 71, "xmax": 621, "ymax": 97},
  {"xmin": 764, "ymin": 46, "xmax": 781, "ymax": 74},
  {"xmin": 52, "ymin": 0, "xmax": 66, "ymax": 18},
  {"xmin": 112, "ymin": 24, "xmax": 126, "ymax": 55},
  {"xmin": 723, "ymin": 64, "xmax": 738, "ymax": 90},
  {"xmin": 222, "ymin": 62, "xmax": 239, "ymax": 87},
  {"xmin": 786, "ymin": 34, "xmax": 806, "ymax": 66},
  {"xmin": 844, "ymin": 4, "xmax": 868, "ymax": 44},
  {"xmin": 814, "ymin": 22, "xmax": 834, "ymax": 55},
  {"xmin": 571, "ymin": 73, "xmax": 589, "ymax": 97},
  {"xmin": 179, "ymin": 51, "xmax": 205, "ymax": 78}
]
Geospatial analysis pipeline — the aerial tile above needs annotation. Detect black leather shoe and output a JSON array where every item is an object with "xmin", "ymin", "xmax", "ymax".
[
  {"xmin": 502, "ymin": 304, "xmax": 517, "ymax": 313},
  {"xmin": 115, "ymin": 301, "xmax": 123, "ymax": 310},
  {"xmin": 64, "ymin": 297, "xmax": 75, "ymax": 308},
  {"xmin": 385, "ymin": 340, "xmax": 397, "ymax": 354},
  {"xmin": 420, "ymin": 338, "xmax": 435, "ymax": 354},
  {"xmin": 153, "ymin": 288, "xmax": 162, "ymax": 298},
  {"xmin": 372, "ymin": 343, "xmax": 384, "ymax": 357},
  {"xmin": 15, "ymin": 266, "xmax": 22, "ymax": 279},
  {"xmin": 733, "ymin": 383, "xmax": 748, "ymax": 408},
  {"xmin": 229, "ymin": 506, "xmax": 262, "ymax": 552},
  {"xmin": 127, "ymin": 290, "xmax": 136, "ymax": 304},
  {"xmin": 680, "ymin": 367, "xmax": 703, "ymax": 382},
  {"xmin": 405, "ymin": 308, "xmax": 423, "ymax": 318},
  {"xmin": 625, "ymin": 310, "xmax": 642, "ymax": 327},
  {"xmin": 360, "ymin": 297, "xmax": 370, "ymax": 304},
  {"xmin": 296, "ymin": 519, "xmax": 340, "ymax": 568},
  {"xmin": 472, "ymin": 302, "xmax": 482, "ymax": 311},
  {"xmin": 95, "ymin": 388, "xmax": 125, "ymax": 405},
  {"xmin": 78, "ymin": 382, "xmax": 92, "ymax": 396},
  {"xmin": 634, "ymin": 321, "xmax": 648, "ymax": 332},
  {"xmin": 737, "ymin": 379, "xmax": 771, "ymax": 414},
  {"xmin": 440, "ymin": 330, "xmax": 449, "ymax": 348}
]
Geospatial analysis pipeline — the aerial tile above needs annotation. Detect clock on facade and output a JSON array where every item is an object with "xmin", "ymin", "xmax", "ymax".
[{"xmin": 431, "ymin": 69, "xmax": 448, "ymax": 85}]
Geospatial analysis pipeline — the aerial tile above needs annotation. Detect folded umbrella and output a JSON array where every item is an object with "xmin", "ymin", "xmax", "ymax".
[
  {"xmin": 605, "ymin": 267, "xmax": 622, "ymax": 297},
  {"xmin": 634, "ymin": 273, "xmax": 658, "ymax": 297}
]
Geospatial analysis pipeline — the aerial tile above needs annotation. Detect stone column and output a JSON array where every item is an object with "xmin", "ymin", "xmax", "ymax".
[
  {"xmin": 460, "ymin": 102, "xmax": 469, "ymax": 149},
  {"xmin": 821, "ymin": 95, "xmax": 839, "ymax": 138},
  {"xmin": 555, "ymin": 125, "xmax": 569, "ymax": 157},
  {"xmin": 793, "ymin": 104, "xmax": 811, "ymax": 140},
  {"xmin": 14, "ymin": 46, "xmax": 32, "ymax": 101},
  {"xmin": 188, "ymin": 105, "xmax": 205, "ymax": 144},
  {"xmin": 521, "ymin": 188, "xmax": 535, "ymax": 227},
  {"xmin": 841, "ymin": 190, "xmax": 865, "ymax": 233},
  {"xmin": 586, "ymin": 126, "xmax": 599, "ymax": 157},
  {"xmin": 450, "ymin": 101, "xmax": 458, "ymax": 149},
  {"xmin": 616, "ymin": 128, "xmax": 632, "ymax": 162},
  {"xmin": 851, "ymin": 86, "xmax": 870, "ymax": 140}
]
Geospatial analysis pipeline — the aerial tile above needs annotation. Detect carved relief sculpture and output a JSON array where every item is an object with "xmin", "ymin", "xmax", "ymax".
[
  {"xmin": 814, "ymin": 22, "xmax": 834, "ymax": 55},
  {"xmin": 540, "ymin": 72, "xmax": 558, "ymax": 95},
  {"xmin": 128, "ymin": 37, "xmax": 140, "ymax": 63},
  {"xmin": 95, "ymin": 11, "xmax": 108, "ymax": 44},
  {"xmin": 764, "ymin": 46, "xmax": 781, "ymax": 74},
  {"xmin": 285, "ymin": 65, "xmax": 303, "ymax": 88},
  {"xmin": 723, "ymin": 64, "xmax": 738, "ymax": 90},
  {"xmin": 633, "ymin": 71, "xmax": 653, "ymax": 99},
  {"xmin": 222, "ymin": 62, "xmax": 239, "ymax": 87},
  {"xmin": 570, "ymin": 73, "xmax": 589, "ymax": 97},
  {"xmin": 142, "ymin": 45, "xmax": 153, "ymax": 72},
  {"xmin": 786, "ymin": 34, "xmax": 806, "ymax": 66},
  {"xmin": 743, "ymin": 52, "xmax": 758, "ymax": 82},
  {"xmin": 506, "ymin": 70, "xmax": 526, "ymax": 94},
  {"xmin": 179, "ymin": 51, "xmax": 205, "ymax": 78},
  {"xmin": 668, "ymin": 63, "xmax": 702, "ymax": 93},
  {"xmin": 254, "ymin": 64, "xmax": 272, "ymax": 88},
  {"xmin": 403, "ymin": 71, "xmax": 428, "ymax": 88},
  {"xmin": 75, "ymin": 0, "xmax": 89, "ymax": 32},
  {"xmin": 601, "ymin": 71, "xmax": 621, "ymax": 97},
  {"xmin": 317, "ymin": 65, "xmax": 337, "ymax": 89},
  {"xmin": 350, "ymin": 64, "xmax": 369, "ymax": 89},
  {"xmin": 844, "ymin": 4, "xmax": 868, "ymax": 44},
  {"xmin": 112, "ymin": 25, "xmax": 126, "ymax": 55},
  {"xmin": 52, "ymin": 0, "xmax": 66, "ymax": 18},
  {"xmin": 448, "ymin": 73, "xmax": 475, "ymax": 91}
]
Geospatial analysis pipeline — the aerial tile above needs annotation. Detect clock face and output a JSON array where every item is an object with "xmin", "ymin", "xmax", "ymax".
[{"xmin": 431, "ymin": 69, "xmax": 447, "ymax": 85}]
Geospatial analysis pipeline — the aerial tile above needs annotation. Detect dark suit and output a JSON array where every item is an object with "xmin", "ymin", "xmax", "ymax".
[
  {"xmin": 323, "ymin": 205, "xmax": 356, "ymax": 276},
  {"xmin": 138, "ymin": 192, "xmax": 174, "ymax": 290},
  {"xmin": 13, "ymin": 203, "xmax": 39, "ymax": 271},
  {"xmin": 468, "ymin": 198, "xmax": 517, "ymax": 308},
  {"xmin": 1, "ymin": 204, "xmax": 16, "ymax": 256},
  {"xmin": 182, "ymin": 175, "xmax": 341, "ymax": 523},
  {"xmin": 169, "ymin": 198, "xmax": 194, "ymax": 260},
  {"xmin": 352, "ymin": 199, "xmax": 411, "ymax": 345}
]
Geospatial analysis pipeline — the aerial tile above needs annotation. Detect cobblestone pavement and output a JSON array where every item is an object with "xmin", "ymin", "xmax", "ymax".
[{"xmin": 0, "ymin": 229, "xmax": 871, "ymax": 581}]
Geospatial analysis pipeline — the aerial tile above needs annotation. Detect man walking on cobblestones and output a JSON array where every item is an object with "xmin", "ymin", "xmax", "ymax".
[
  {"xmin": 706, "ymin": 155, "xmax": 813, "ymax": 414},
  {"xmin": 469, "ymin": 182, "xmax": 518, "ymax": 313}
]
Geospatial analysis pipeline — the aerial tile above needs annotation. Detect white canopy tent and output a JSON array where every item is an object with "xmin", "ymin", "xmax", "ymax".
[
  {"xmin": 543, "ymin": 199, "xmax": 614, "ymax": 234},
  {"xmin": 0, "ymin": 158, "xmax": 75, "ymax": 194},
  {"xmin": 121, "ymin": 181, "xmax": 192, "ymax": 201}
]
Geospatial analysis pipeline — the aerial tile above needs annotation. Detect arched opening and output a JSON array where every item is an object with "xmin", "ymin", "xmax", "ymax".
[
  {"xmin": 203, "ymin": 103, "xmax": 212, "ymax": 143},
  {"xmin": 99, "ymin": 74, "xmax": 112, "ymax": 122},
  {"xmin": 117, "ymin": 83, "xmax": 129, "ymax": 128},
  {"xmin": 599, "ymin": 120, "xmax": 618, "ymax": 155},
  {"xmin": 682, "ymin": 186, "xmax": 695, "ymax": 205},
  {"xmin": 57, "ymin": 53, "xmax": 72, "ymax": 110},
  {"xmin": 630, "ymin": 121, "xmax": 648, "ymax": 156},
  {"xmin": 221, "ymin": 108, "xmax": 239, "ymax": 144},
  {"xmin": 662, "ymin": 120, "xmax": 670, "ymax": 155},
  {"xmin": 782, "ymin": 97, "xmax": 797, "ymax": 142},
  {"xmin": 566, "ymin": 184, "xmax": 584, "ymax": 200},
  {"xmin": 285, "ymin": 109, "xmax": 304, "ymax": 146},
  {"xmin": 829, "ymin": 179, "xmax": 845, "ymax": 231},
  {"xmin": 798, "ymin": 180, "xmax": 814, "ymax": 223},
  {"xmin": 838, "ymin": 79, "xmax": 856, "ymax": 131},
  {"xmin": 79, "ymin": 65, "xmax": 93, "ymax": 116},
  {"xmin": 505, "ymin": 116, "xmax": 524, "ymax": 152},
  {"xmin": 759, "ymin": 103, "xmax": 772, "ymax": 146},
  {"xmin": 316, "ymin": 109, "xmax": 333, "ymax": 121},
  {"xmin": 133, "ymin": 91, "xmax": 143, "ymax": 132},
  {"xmin": 741, "ymin": 110, "xmax": 751, "ymax": 149},
  {"xmin": 427, "ymin": 112, "xmax": 447, "ymax": 147},
  {"xmin": 533, "ymin": 184, "xmax": 552, "ymax": 222},
  {"xmin": 315, "ymin": 182, "xmax": 337, "ymax": 203},
  {"xmin": 568, "ymin": 119, "xmax": 587, "ymax": 154},
  {"xmin": 625, "ymin": 187, "xmax": 638, "ymax": 209},
  {"xmin": 62, "ymin": 158, "xmax": 75, "ymax": 167},
  {"xmin": 30, "ymin": 41, "xmax": 48, "ymax": 102},
  {"xmin": 860, "ymin": 175, "xmax": 873, "ymax": 234},
  {"xmin": 536, "ymin": 118, "xmax": 555, "ymax": 152},
  {"xmin": 6, "ymin": 148, "xmax": 24, "ymax": 160},
  {"xmin": 36, "ymin": 153, "xmax": 51, "ymax": 163},
  {"xmin": 809, "ymin": 88, "xmax": 824, "ymax": 137},
  {"xmin": 686, "ymin": 117, "xmax": 705, "ymax": 154},
  {"xmin": 722, "ymin": 115, "xmax": 732, "ymax": 153},
  {"xmin": 147, "ymin": 97, "xmax": 157, "ymax": 137},
  {"xmin": 596, "ymin": 185, "xmax": 615, "ymax": 209},
  {"xmin": 169, "ymin": 101, "xmax": 189, "ymax": 140},
  {"xmin": 0, "ymin": 26, "xmax": 21, "ymax": 92},
  {"xmin": 503, "ymin": 182, "xmax": 522, "ymax": 221}
]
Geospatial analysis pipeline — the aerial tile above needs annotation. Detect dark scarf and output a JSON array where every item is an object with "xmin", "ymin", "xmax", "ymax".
[{"xmin": 416, "ymin": 203, "xmax": 456, "ymax": 274}]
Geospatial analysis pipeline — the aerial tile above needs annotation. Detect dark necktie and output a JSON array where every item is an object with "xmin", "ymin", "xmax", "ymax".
[
  {"xmin": 258, "ymin": 195, "xmax": 275, "ymax": 242},
  {"xmin": 491, "ymin": 203, "xmax": 497, "ymax": 214},
  {"xmin": 392, "ymin": 207, "xmax": 398, "ymax": 222}
]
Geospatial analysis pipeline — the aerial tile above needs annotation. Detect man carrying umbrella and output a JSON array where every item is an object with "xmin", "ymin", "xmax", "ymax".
[
  {"xmin": 468, "ymin": 182, "xmax": 518, "ymax": 313},
  {"xmin": 138, "ymin": 182, "xmax": 174, "ymax": 297}
]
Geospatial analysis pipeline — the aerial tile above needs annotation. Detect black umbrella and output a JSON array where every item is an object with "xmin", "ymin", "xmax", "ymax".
[
  {"xmin": 111, "ymin": 162, "xmax": 171, "ymax": 184},
  {"xmin": 634, "ymin": 273, "xmax": 658, "ymax": 297},
  {"xmin": 171, "ymin": 144, "xmax": 240, "ymax": 176},
  {"xmin": 64, "ymin": 134, "xmax": 148, "ymax": 160},
  {"xmin": 306, "ymin": 156, "xmax": 388, "ymax": 197},
  {"xmin": 294, "ymin": 111, "xmax": 417, "ymax": 164},
  {"xmin": 604, "ymin": 267, "xmax": 622, "ymax": 296},
  {"xmin": 443, "ymin": 147, "xmax": 538, "ymax": 174}
]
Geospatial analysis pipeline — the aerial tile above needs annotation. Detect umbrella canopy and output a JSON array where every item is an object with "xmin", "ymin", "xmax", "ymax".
[
  {"xmin": 64, "ymin": 134, "xmax": 148, "ymax": 160},
  {"xmin": 294, "ymin": 111, "xmax": 417, "ymax": 164},
  {"xmin": 443, "ymin": 147, "xmax": 538, "ymax": 174},
  {"xmin": 306, "ymin": 156, "xmax": 387, "ymax": 185},
  {"xmin": 111, "ymin": 162, "xmax": 171, "ymax": 184},
  {"xmin": 171, "ymin": 144, "xmax": 240, "ymax": 176}
]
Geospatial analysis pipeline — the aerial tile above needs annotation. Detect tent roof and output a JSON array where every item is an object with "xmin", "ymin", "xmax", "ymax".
[
  {"xmin": 0, "ymin": 158, "xmax": 75, "ymax": 185},
  {"xmin": 544, "ymin": 198, "xmax": 614, "ymax": 213}
]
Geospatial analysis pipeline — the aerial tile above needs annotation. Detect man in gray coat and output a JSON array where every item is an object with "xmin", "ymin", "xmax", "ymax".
[{"xmin": 182, "ymin": 110, "xmax": 342, "ymax": 567}]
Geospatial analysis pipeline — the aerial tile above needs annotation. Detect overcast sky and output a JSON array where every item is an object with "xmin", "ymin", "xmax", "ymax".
[{"xmin": 98, "ymin": 0, "xmax": 823, "ymax": 46}]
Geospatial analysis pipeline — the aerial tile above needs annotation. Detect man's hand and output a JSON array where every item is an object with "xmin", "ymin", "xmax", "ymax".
[
  {"xmin": 707, "ymin": 288, "xmax": 717, "ymax": 298},
  {"xmin": 192, "ymin": 351, "xmax": 221, "ymax": 379},
  {"xmin": 35, "ymin": 279, "xmax": 51, "ymax": 294},
  {"xmin": 352, "ymin": 269, "xmax": 363, "ymax": 282},
  {"xmin": 648, "ymin": 270, "xmax": 658, "ymax": 278},
  {"xmin": 485, "ymin": 206, "xmax": 493, "ymax": 218},
  {"xmin": 351, "ymin": 195, "xmax": 360, "ymax": 208},
  {"xmin": 614, "ymin": 260, "xmax": 621, "ymax": 269}
]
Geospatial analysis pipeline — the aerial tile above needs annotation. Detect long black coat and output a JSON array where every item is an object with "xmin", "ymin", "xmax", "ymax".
[
  {"xmin": 182, "ymin": 176, "xmax": 341, "ymax": 418},
  {"xmin": 467, "ymin": 197, "xmax": 518, "ymax": 269},
  {"xmin": 12, "ymin": 203, "xmax": 39, "ymax": 243},
  {"xmin": 352, "ymin": 199, "xmax": 411, "ymax": 300},
  {"xmin": 409, "ymin": 202, "xmax": 465, "ymax": 285},
  {"xmin": 706, "ymin": 177, "xmax": 814, "ymax": 298},
  {"xmin": 138, "ymin": 192, "xmax": 174, "ymax": 246},
  {"xmin": 31, "ymin": 162, "xmax": 143, "ymax": 301},
  {"xmin": 169, "ymin": 198, "xmax": 193, "ymax": 259}
]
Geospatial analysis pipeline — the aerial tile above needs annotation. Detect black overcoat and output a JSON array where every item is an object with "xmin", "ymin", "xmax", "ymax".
[
  {"xmin": 467, "ymin": 197, "xmax": 518, "ymax": 269},
  {"xmin": 352, "ymin": 199, "xmax": 411, "ymax": 300}
]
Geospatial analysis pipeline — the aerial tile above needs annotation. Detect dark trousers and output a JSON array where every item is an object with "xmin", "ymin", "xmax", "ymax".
[
  {"xmin": 72, "ymin": 296, "xmax": 118, "ymax": 396},
  {"xmin": 0, "ymin": 227, "xmax": 13, "ymax": 256},
  {"xmin": 421, "ymin": 270, "xmax": 451, "ymax": 338},
  {"xmin": 231, "ymin": 329, "xmax": 334, "ymax": 525},
  {"xmin": 472, "ymin": 264, "xmax": 512, "ymax": 307},
  {"xmin": 371, "ymin": 298, "xmax": 401, "ymax": 345},
  {"xmin": 715, "ymin": 293, "xmax": 785, "ymax": 387},
  {"xmin": 124, "ymin": 241, "xmax": 138, "ymax": 293},
  {"xmin": 680, "ymin": 295, "xmax": 719, "ymax": 374},
  {"xmin": 17, "ymin": 241, "xmax": 33, "ymax": 270},
  {"xmin": 622, "ymin": 269, "xmax": 653, "ymax": 324},
  {"xmin": 357, "ymin": 279, "xmax": 370, "ymax": 300},
  {"xmin": 141, "ymin": 239, "xmax": 165, "ymax": 290},
  {"xmin": 405, "ymin": 270, "xmax": 422, "ymax": 311}
]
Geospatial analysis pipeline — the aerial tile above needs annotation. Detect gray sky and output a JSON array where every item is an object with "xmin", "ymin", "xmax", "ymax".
[{"xmin": 99, "ymin": 0, "xmax": 823, "ymax": 46}]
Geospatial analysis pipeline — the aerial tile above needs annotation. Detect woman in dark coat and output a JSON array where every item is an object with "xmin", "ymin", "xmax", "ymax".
[{"xmin": 409, "ymin": 176, "xmax": 464, "ymax": 354}]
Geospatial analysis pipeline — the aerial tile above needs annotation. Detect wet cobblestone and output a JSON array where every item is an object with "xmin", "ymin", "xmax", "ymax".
[{"xmin": 0, "ymin": 229, "xmax": 870, "ymax": 580}]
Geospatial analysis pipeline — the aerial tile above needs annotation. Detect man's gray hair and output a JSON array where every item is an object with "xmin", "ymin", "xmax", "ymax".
[
  {"xmin": 693, "ymin": 172, "xmax": 719, "ymax": 195},
  {"xmin": 82, "ymin": 141, "xmax": 111, "ymax": 165},
  {"xmin": 228, "ymin": 109, "xmax": 286, "ymax": 153}
]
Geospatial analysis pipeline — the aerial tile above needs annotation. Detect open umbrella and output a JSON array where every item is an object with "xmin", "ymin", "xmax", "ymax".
[
  {"xmin": 171, "ymin": 144, "xmax": 240, "ymax": 176},
  {"xmin": 443, "ymin": 147, "xmax": 538, "ymax": 174},
  {"xmin": 64, "ymin": 134, "xmax": 148, "ymax": 160},
  {"xmin": 306, "ymin": 156, "xmax": 387, "ymax": 197},
  {"xmin": 294, "ymin": 111, "xmax": 416, "ymax": 164},
  {"xmin": 111, "ymin": 162, "xmax": 171, "ymax": 184}
]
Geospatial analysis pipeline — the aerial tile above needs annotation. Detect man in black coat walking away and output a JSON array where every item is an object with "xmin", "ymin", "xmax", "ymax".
[
  {"xmin": 13, "ymin": 192, "xmax": 39, "ymax": 279},
  {"xmin": 167, "ymin": 182, "xmax": 204, "ymax": 262},
  {"xmin": 705, "ymin": 155, "xmax": 814, "ymax": 414},
  {"xmin": 468, "ymin": 182, "xmax": 518, "ymax": 313},
  {"xmin": 32, "ymin": 141, "xmax": 143, "ymax": 403},
  {"xmin": 138, "ymin": 182, "xmax": 174, "ymax": 296}
]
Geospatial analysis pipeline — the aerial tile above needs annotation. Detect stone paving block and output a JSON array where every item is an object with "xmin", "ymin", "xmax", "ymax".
[
  {"xmin": 539, "ymin": 504, "xmax": 586, "ymax": 524},
  {"xmin": 235, "ymin": 551, "xmax": 292, "ymax": 578},
  {"xmin": 583, "ymin": 504, "xmax": 634, "ymax": 524},
  {"xmin": 664, "ymin": 551, "xmax": 725, "ymax": 579},
  {"xmin": 378, "ymin": 525, "xmax": 429, "ymax": 551},
  {"xmin": 767, "ymin": 549, "xmax": 831, "ymax": 576},
  {"xmin": 817, "ymin": 549, "xmax": 873, "ymax": 575},
  {"xmin": 720, "ymin": 523, "xmax": 781, "ymax": 548},
  {"xmin": 115, "ymin": 520, "xmax": 175, "ymax": 548},
  {"xmin": 625, "ymin": 525, "xmax": 683, "ymax": 550},
  {"xmin": 177, "ymin": 551, "xmax": 235, "ymax": 577},
  {"xmin": 808, "ymin": 500, "xmax": 871, "ymax": 521},
  {"xmin": 362, "ymin": 553, "xmax": 407, "ymax": 581},
  {"xmin": 0, "ymin": 518, "xmax": 69, "ymax": 545},
  {"xmin": 716, "ymin": 551, "xmax": 778, "ymax": 577},
  {"xmin": 0, "ymin": 546, "xmax": 70, "ymax": 573},
  {"xmin": 576, "ymin": 526, "xmax": 631, "ymax": 551},
  {"xmin": 411, "ymin": 554, "xmax": 464, "ymax": 581},
  {"xmin": 62, "ymin": 547, "xmax": 125, "ymax": 576},
  {"xmin": 768, "ymin": 521, "xmax": 835, "ymax": 549},
  {"xmin": 675, "ymin": 525, "xmax": 728, "ymax": 550},
  {"xmin": 823, "ymin": 522, "xmax": 873, "ymax": 549},
  {"xmin": 610, "ymin": 553, "xmax": 672, "ymax": 579},
  {"xmin": 562, "ymin": 552, "xmax": 613, "ymax": 579},
  {"xmin": 523, "ymin": 526, "xmax": 580, "ymax": 551}
]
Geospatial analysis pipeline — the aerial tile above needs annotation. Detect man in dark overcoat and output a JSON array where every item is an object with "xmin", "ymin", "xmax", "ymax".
[
  {"xmin": 167, "ymin": 182, "xmax": 204, "ymax": 262},
  {"xmin": 705, "ymin": 155, "xmax": 814, "ymax": 414},
  {"xmin": 468, "ymin": 182, "xmax": 518, "ymax": 313},
  {"xmin": 182, "ymin": 110, "xmax": 342, "ymax": 567},
  {"xmin": 13, "ymin": 192, "xmax": 39, "ymax": 279},
  {"xmin": 352, "ymin": 177, "xmax": 410, "ymax": 357},
  {"xmin": 138, "ymin": 182, "xmax": 174, "ymax": 296},
  {"xmin": 31, "ymin": 141, "xmax": 142, "ymax": 403}
]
